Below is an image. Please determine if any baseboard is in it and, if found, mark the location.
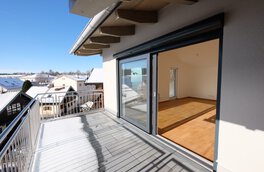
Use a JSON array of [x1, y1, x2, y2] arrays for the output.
[[188, 96, 216, 101]]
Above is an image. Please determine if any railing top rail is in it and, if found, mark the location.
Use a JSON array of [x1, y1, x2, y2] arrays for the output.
[[35, 90, 103, 96]]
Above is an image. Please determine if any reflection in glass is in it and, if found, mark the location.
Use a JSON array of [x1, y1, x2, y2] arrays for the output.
[[120, 59, 148, 128]]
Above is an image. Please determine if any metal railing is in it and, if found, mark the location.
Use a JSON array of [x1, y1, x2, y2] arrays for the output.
[[0, 90, 104, 171], [36, 90, 104, 120], [0, 99, 40, 172]]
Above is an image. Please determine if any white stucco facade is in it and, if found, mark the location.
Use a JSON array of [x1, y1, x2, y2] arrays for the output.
[[69, 0, 264, 171], [99, 1, 264, 172]]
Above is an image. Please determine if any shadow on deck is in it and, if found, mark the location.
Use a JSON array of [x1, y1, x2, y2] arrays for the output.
[[32, 111, 210, 172]]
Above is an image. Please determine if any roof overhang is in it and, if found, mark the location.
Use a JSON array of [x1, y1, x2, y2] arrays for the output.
[[69, 0, 199, 56], [70, 0, 122, 18]]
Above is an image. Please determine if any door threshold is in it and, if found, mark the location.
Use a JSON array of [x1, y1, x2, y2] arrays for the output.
[[154, 134, 214, 171], [115, 115, 213, 171]]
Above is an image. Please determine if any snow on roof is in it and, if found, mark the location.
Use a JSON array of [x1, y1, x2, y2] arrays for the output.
[[0, 77, 23, 90], [0, 75, 23, 78], [39, 86, 73, 103], [86, 68, 104, 84], [20, 74, 55, 80], [26, 86, 49, 98], [0, 92, 19, 112], [54, 75, 87, 82], [71, 75, 88, 81], [26, 86, 73, 103]]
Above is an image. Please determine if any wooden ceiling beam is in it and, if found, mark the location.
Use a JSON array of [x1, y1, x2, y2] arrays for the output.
[[165, 0, 198, 5], [75, 52, 101, 56], [116, 9, 158, 23], [83, 43, 110, 50], [99, 25, 135, 36], [76, 49, 102, 55], [90, 36, 120, 44]]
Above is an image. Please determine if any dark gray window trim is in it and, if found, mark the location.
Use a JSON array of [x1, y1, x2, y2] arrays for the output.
[[118, 54, 151, 133]]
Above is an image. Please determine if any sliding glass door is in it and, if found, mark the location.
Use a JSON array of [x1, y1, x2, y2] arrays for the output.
[[119, 54, 150, 132]]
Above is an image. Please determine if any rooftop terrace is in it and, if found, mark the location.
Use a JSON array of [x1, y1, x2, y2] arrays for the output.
[[31, 112, 210, 172], [0, 91, 210, 172]]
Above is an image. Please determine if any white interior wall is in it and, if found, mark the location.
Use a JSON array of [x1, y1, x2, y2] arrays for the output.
[[158, 39, 219, 102], [101, 1, 264, 171], [158, 52, 190, 101]]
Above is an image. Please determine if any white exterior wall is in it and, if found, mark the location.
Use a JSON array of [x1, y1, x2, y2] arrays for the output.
[[53, 77, 78, 90], [103, 56, 117, 115], [101, 0, 264, 171]]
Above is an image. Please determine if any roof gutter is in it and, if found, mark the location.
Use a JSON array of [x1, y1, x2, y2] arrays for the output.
[[69, 1, 122, 55]]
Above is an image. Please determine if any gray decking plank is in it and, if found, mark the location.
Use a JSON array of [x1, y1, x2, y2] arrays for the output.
[[32, 112, 211, 172]]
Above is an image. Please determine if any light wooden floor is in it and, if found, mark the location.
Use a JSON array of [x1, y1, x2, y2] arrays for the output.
[[158, 98, 216, 161]]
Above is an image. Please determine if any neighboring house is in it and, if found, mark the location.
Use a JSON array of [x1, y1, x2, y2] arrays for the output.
[[85, 68, 104, 90], [52, 75, 91, 92], [20, 73, 55, 85], [52, 75, 97, 104], [0, 77, 24, 93], [27, 86, 77, 118], [0, 92, 32, 133], [69, 1, 264, 172]]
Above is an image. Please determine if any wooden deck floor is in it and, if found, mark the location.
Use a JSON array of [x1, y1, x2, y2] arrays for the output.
[[32, 111, 211, 172], [158, 98, 216, 161]]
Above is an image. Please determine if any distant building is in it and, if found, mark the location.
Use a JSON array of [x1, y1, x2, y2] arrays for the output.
[[85, 68, 104, 90], [52, 75, 92, 91], [0, 77, 24, 93], [0, 92, 32, 133], [27, 86, 77, 118], [52, 75, 97, 104], [20, 73, 55, 85]]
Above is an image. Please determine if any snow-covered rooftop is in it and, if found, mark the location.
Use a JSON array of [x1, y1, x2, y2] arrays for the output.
[[54, 75, 87, 82], [86, 68, 104, 84], [26, 86, 74, 104], [0, 77, 23, 90], [0, 92, 19, 112], [21, 74, 55, 79], [40, 86, 73, 103], [26, 86, 49, 98]]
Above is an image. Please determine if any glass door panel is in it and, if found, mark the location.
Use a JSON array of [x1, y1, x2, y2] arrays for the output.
[[119, 54, 150, 132]]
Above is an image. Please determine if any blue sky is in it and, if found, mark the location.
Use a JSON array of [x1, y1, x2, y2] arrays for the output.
[[0, 0, 102, 73]]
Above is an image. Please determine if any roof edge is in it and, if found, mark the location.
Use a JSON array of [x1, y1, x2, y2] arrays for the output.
[[69, 1, 122, 55]]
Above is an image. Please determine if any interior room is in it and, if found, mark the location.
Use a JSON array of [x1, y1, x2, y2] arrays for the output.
[[157, 39, 219, 161]]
